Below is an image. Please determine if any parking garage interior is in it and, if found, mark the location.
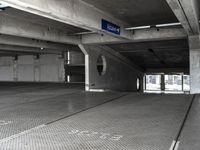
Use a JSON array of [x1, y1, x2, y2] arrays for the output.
[[0, 0, 199, 150]]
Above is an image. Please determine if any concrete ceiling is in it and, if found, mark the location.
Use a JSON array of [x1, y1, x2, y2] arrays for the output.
[[1, 7, 89, 34], [0, 0, 195, 72], [82, 0, 179, 26], [107, 39, 189, 69], [0, 7, 83, 56]]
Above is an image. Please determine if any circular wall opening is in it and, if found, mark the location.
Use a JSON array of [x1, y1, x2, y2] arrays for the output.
[[137, 78, 140, 90], [97, 55, 107, 76]]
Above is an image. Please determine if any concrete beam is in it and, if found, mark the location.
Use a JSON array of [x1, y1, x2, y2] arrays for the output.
[[0, 34, 77, 51], [0, 44, 61, 54], [1, 0, 133, 40], [0, 14, 80, 44], [166, 0, 200, 35], [80, 44, 143, 72], [145, 68, 189, 74], [161, 74, 165, 91], [98, 45, 144, 72], [82, 27, 187, 44]]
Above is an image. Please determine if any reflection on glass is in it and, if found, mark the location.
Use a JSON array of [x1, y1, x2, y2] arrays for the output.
[[145, 74, 190, 92], [183, 75, 190, 91], [146, 75, 161, 90], [165, 75, 182, 91]]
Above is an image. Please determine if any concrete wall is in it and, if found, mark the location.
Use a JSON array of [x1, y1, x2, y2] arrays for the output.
[[66, 51, 85, 83], [0, 57, 13, 81], [40, 54, 65, 82], [80, 45, 144, 92], [70, 51, 84, 65], [18, 56, 35, 81], [189, 35, 200, 94], [0, 54, 65, 82]]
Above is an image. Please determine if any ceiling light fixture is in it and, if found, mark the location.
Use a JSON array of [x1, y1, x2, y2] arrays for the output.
[[156, 22, 181, 28], [126, 22, 182, 31], [70, 31, 97, 35], [126, 26, 151, 30]]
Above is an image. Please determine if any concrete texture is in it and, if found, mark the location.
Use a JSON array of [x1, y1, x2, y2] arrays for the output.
[[189, 35, 200, 94], [166, 0, 200, 35], [70, 51, 85, 65], [39, 54, 65, 82], [82, 0, 178, 26], [107, 39, 189, 70], [18, 56, 35, 81], [1, 0, 133, 42], [0, 83, 125, 140], [0, 54, 65, 82], [80, 45, 143, 92], [178, 95, 200, 150], [0, 57, 14, 81], [3, 7, 89, 35], [0, 89, 193, 150]]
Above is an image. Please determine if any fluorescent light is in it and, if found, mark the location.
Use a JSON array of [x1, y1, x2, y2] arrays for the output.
[[70, 31, 96, 35], [67, 51, 70, 64], [126, 22, 182, 30], [67, 75, 70, 83], [126, 26, 151, 30], [156, 22, 181, 27]]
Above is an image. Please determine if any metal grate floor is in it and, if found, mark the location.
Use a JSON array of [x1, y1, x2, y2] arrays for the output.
[[0, 83, 125, 142], [0, 93, 193, 150], [175, 95, 200, 150]]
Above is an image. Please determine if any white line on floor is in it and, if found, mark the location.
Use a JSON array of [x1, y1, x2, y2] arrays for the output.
[[174, 141, 180, 150], [0, 124, 46, 144], [169, 140, 176, 150]]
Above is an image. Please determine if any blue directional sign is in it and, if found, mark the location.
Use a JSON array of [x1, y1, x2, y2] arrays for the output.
[[101, 19, 120, 35]]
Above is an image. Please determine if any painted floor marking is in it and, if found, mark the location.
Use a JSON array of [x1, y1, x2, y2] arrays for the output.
[[169, 140, 176, 150], [0, 124, 46, 144]]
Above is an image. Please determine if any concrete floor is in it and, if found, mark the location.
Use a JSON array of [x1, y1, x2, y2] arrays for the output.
[[0, 83, 197, 150], [177, 95, 200, 150]]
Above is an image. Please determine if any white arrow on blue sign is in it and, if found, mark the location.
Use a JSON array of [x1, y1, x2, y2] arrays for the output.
[[101, 19, 121, 35]]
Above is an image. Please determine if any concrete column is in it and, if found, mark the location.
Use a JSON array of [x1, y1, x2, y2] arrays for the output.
[[161, 74, 165, 91], [34, 57, 40, 82], [13, 60, 18, 81], [58, 56, 65, 82], [181, 75, 184, 91], [144, 75, 147, 91], [189, 35, 200, 94]]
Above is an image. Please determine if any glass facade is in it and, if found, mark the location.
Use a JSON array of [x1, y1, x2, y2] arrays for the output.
[[165, 75, 182, 91], [146, 75, 161, 90], [145, 74, 190, 92]]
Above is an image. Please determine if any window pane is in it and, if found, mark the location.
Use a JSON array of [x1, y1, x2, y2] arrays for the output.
[[183, 75, 190, 91], [165, 75, 182, 91], [146, 75, 161, 90]]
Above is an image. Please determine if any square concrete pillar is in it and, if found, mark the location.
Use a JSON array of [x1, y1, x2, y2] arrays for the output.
[[189, 35, 200, 94], [161, 74, 165, 91]]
